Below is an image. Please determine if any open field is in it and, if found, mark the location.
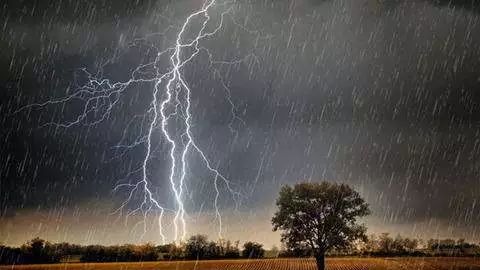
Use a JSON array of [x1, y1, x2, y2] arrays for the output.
[[2, 258, 480, 270]]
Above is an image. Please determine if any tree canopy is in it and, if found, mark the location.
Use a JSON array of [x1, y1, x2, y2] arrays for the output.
[[272, 182, 370, 270]]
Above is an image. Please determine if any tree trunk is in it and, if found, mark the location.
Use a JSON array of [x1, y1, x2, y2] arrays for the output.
[[315, 253, 325, 270]]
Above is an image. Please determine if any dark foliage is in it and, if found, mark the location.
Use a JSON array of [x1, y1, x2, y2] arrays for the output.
[[272, 182, 370, 270], [242, 242, 265, 259], [0, 235, 244, 265], [80, 244, 157, 262], [0, 238, 60, 264], [184, 235, 240, 260], [2, 233, 480, 265]]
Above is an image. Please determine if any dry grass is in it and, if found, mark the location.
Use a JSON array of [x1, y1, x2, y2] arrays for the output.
[[2, 257, 480, 270]]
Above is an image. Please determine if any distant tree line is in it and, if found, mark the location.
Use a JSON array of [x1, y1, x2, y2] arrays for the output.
[[174, 234, 264, 260], [0, 238, 66, 264], [2, 233, 480, 265], [80, 243, 158, 262], [277, 233, 480, 257], [361, 233, 480, 257], [0, 235, 265, 265], [360, 233, 423, 256]]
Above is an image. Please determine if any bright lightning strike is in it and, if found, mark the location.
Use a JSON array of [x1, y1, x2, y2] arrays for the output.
[[15, 0, 265, 244]]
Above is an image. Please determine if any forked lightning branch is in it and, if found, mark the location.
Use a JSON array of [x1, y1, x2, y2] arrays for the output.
[[16, 0, 261, 244]]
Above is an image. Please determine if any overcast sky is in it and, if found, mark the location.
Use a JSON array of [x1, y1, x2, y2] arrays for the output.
[[1, 0, 480, 247]]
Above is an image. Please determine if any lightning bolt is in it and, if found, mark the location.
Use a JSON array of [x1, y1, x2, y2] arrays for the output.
[[15, 0, 266, 244]]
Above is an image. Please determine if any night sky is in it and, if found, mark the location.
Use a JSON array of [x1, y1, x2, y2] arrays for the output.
[[1, 0, 480, 247]]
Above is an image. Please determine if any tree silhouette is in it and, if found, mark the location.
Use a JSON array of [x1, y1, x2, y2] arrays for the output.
[[184, 235, 208, 259], [272, 182, 370, 270], [242, 242, 265, 258]]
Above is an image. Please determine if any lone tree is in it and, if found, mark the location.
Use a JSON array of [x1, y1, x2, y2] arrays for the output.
[[272, 182, 370, 270]]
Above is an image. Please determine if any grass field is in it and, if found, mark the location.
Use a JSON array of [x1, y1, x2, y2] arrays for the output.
[[2, 258, 480, 270]]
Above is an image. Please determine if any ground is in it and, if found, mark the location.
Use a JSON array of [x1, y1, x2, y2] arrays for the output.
[[2, 258, 480, 270]]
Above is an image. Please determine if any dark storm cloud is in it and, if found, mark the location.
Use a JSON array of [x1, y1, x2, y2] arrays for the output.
[[2, 0, 480, 244], [191, 0, 480, 226], [0, 0, 173, 214], [434, 0, 480, 13]]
